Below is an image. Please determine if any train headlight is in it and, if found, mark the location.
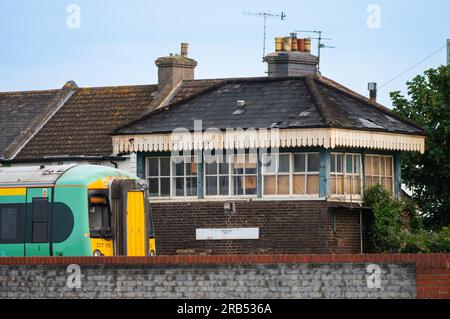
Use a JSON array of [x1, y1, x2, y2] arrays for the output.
[[93, 249, 103, 257]]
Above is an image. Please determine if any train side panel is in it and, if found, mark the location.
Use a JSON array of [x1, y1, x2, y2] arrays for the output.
[[52, 186, 91, 256], [0, 188, 26, 257]]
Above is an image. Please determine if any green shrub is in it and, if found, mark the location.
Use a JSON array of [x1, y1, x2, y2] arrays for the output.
[[363, 185, 450, 253]]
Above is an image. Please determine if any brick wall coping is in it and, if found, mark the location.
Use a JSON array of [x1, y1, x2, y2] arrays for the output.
[[0, 254, 449, 268]]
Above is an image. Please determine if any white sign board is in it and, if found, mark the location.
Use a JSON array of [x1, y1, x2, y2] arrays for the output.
[[196, 228, 259, 240]]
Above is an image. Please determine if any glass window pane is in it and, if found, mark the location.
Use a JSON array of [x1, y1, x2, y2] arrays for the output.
[[245, 176, 257, 195], [354, 155, 361, 174], [380, 157, 386, 176], [148, 178, 159, 197], [278, 154, 290, 173], [293, 175, 306, 194], [205, 176, 217, 196], [330, 175, 337, 194], [219, 176, 229, 195], [336, 175, 344, 194], [345, 176, 353, 194], [175, 177, 184, 196], [354, 176, 361, 194], [385, 177, 393, 194], [264, 176, 276, 195], [245, 155, 256, 174], [175, 161, 184, 176], [233, 161, 244, 174], [336, 154, 343, 173], [219, 163, 229, 175], [186, 177, 197, 196], [160, 158, 170, 176], [330, 154, 336, 173], [205, 162, 217, 175], [278, 175, 290, 194], [373, 156, 379, 176], [263, 155, 277, 173], [307, 175, 319, 194], [160, 178, 170, 197], [294, 154, 306, 172], [365, 156, 372, 175], [307, 154, 320, 172], [366, 177, 373, 189], [346, 155, 353, 173], [186, 161, 197, 176], [385, 157, 393, 176], [1, 208, 17, 240], [147, 158, 158, 176], [233, 176, 244, 195]]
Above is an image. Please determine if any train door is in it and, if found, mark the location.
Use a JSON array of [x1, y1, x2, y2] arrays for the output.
[[110, 179, 152, 256], [126, 191, 146, 256], [25, 188, 52, 256]]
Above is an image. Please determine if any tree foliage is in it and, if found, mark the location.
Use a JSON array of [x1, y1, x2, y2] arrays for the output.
[[390, 65, 450, 228], [363, 185, 450, 253]]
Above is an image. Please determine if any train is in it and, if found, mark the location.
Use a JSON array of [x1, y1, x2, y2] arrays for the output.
[[0, 164, 156, 257]]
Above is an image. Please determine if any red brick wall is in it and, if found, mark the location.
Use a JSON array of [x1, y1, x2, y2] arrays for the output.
[[416, 255, 450, 299], [151, 200, 372, 255]]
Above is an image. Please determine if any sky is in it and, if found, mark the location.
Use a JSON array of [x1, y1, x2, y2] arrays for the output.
[[0, 0, 449, 107]]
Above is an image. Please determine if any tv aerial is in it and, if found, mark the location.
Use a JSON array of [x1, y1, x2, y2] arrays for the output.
[[244, 11, 287, 62], [293, 30, 334, 73]]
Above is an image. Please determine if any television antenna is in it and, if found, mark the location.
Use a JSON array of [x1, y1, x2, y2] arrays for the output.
[[244, 11, 287, 62], [293, 30, 333, 73]]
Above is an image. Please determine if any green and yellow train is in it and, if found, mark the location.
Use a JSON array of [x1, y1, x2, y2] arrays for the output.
[[0, 164, 156, 257]]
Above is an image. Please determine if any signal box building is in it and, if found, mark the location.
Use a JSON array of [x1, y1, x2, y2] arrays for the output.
[[112, 38, 425, 255]]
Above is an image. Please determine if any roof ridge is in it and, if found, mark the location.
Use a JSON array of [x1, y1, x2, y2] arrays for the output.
[[77, 83, 158, 91], [315, 75, 424, 132], [304, 76, 335, 127], [113, 80, 228, 134], [0, 89, 60, 96]]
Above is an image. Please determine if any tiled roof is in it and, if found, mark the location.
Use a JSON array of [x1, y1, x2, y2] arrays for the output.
[[0, 89, 61, 160], [115, 75, 424, 135], [15, 85, 157, 160], [14, 79, 220, 160]]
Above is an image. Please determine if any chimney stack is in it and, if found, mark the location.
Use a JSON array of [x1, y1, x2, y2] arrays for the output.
[[266, 35, 318, 77], [368, 82, 377, 102], [155, 43, 197, 92]]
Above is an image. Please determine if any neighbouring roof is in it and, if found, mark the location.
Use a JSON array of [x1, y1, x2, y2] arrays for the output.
[[115, 75, 424, 136], [0, 89, 61, 160], [13, 79, 220, 161]]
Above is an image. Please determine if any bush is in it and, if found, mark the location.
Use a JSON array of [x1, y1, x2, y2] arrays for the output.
[[363, 185, 450, 253]]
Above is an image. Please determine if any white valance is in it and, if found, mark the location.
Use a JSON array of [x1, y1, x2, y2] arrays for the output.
[[112, 128, 425, 154]]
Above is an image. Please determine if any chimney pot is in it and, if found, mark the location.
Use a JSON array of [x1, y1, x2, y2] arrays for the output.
[[181, 43, 189, 57], [368, 82, 377, 102]]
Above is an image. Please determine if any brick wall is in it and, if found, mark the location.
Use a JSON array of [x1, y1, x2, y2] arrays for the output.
[[0, 254, 448, 299], [152, 200, 372, 255]]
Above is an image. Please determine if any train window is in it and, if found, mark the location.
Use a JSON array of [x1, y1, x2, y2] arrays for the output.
[[1, 207, 18, 241], [52, 203, 74, 243], [32, 198, 49, 243], [89, 193, 111, 238]]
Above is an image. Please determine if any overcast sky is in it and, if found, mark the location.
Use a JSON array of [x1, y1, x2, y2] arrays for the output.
[[0, 0, 448, 107]]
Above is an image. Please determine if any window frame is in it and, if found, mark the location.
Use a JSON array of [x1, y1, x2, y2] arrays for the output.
[[364, 154, 394, 195], [329, 153, 363, 198], [261, 152, 321, 198], [146, 155, 198, 198], [146, 156, 171, 198]]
